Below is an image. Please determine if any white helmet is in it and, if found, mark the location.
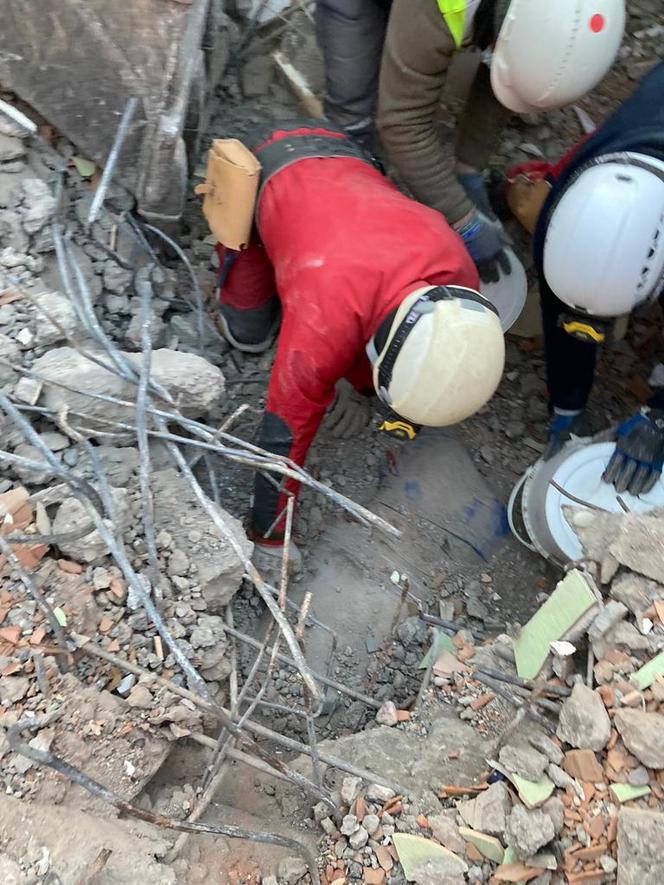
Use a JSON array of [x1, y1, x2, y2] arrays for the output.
[[543, 155, 664, 318], [371, 286, 505, 427], [491, 0, 625, 114]]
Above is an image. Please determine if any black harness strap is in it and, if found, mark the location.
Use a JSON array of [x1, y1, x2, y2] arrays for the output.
[[244, 120, 377, 208]]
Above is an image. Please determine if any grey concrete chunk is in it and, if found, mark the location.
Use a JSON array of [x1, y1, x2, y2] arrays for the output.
[[587, 600, 628, 641], [614, 709, 664, 769], [499, 742, 548, 781], [556, 683, 611, 751], [457, 780, 512, 837], [618, 808, 664, 885], [506, 805, 555, 861]]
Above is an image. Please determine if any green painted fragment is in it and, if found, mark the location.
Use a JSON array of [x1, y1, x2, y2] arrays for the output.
[[54, 607, 67, 626], [393, 833, 468, 880], [512, 774, 555, 809], [609, 783, 651, 804], [513, 569, 597, 680], [502, 846, 517, 865], [72, 156, 96, 178], [419, 629, 456, 669], [458, 826, 505, 863], [631, 652, 664, 690]]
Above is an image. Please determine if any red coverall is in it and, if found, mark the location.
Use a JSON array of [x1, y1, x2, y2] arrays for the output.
[[219, 125, 478, 542]]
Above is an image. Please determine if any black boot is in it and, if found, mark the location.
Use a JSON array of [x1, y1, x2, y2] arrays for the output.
[[217, 297, 281, 353]]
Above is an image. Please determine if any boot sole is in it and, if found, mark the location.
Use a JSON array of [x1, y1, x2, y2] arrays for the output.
[[215, 309, 280, 354]]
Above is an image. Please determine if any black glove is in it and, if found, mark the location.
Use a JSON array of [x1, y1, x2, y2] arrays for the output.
[[456, 209, 511, 284], [543, 408, 591, 461], [602, 407, 664, 496]]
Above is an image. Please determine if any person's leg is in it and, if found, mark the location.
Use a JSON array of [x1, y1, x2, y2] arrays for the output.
[[216, 241, 280, 352], [540, 280, 597, 412], [316, 0, 390, 146]]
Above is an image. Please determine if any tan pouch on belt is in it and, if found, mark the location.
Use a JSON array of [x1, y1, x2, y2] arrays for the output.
[[506, 176, 552, 234], [195, 139, 261, 250]]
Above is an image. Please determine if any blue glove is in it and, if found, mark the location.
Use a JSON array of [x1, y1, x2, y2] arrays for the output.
[[456, 209, 511, 284], [457, 172, 494, 217], [543, 408, 587, 461], [602, 408, 664, 496]]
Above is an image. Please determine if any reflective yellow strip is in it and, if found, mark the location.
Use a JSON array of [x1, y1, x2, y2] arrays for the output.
[[562, 320, 606, 344], [436, 0, 467, 48]]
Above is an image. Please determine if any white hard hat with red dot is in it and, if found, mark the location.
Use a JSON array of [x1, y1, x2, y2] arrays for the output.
[[491, 0, 625, 114]]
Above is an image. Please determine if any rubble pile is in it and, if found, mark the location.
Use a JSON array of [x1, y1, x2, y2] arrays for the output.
[[309, 507, 664, 885]]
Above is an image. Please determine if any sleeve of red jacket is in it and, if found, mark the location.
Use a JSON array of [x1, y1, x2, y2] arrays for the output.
[[250, 315, 344, 542]]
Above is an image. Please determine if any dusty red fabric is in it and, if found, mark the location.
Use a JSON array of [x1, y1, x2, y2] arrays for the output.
[[218, 127, 478, 537], [506, 133, 595, 184]]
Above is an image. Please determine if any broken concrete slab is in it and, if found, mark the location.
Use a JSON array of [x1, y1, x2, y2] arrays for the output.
[[505, 805, 555, 861], [428, 814, 466, 854], [411, 861, 465, 885], [618, 808, 664, 885], [587, 600, 628, 641], [393, 833, 468, 880], [18, 178, 56, 234], [565, 507, 624, 583], [498, 743, 548, 782], [32, 346, 226, 435], [513, 569, 598, 680], [31, 289, 82, 347], [609, 510, 664, 584], [556, 683, 611, 752], [292, 707, 492, 799], [527, 733, 563, 766], [0, 332, 19, 387], [151, 468, 251, 610], [0, 794, 174, 885], [0, 133, 25, 163], [457, 781, 511, 837], [614, 709, 664, 769], [592, 620, 653, 659], [52, 487, 130, 563], [610, 571, 664, 616]]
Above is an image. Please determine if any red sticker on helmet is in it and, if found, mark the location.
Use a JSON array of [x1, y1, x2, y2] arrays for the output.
[[589, 13, 605, 32]]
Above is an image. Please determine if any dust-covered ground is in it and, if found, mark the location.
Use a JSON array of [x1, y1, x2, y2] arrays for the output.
[[178, 0, 664, 634], [0, 2, 663, 883]]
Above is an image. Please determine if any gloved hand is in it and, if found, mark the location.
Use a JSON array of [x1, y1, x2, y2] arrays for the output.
[[457, 171, 495, 217], [252, 539, 303, 586], [543, 408, 590, 461], [602, 407, 664, 496], [455, 209, 511, 284], [324, 379, 371, 439]]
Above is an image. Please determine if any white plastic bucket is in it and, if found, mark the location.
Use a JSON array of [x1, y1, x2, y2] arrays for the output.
[[480, 247, 528, 332], [508, 440, 664, 564]]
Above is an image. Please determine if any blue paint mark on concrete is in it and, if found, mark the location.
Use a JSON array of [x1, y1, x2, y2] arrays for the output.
[[460, 496, 510, 559], [403, 480, 421, 500]]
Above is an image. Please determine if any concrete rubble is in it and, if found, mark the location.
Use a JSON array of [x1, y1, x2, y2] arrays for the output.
[[0, 1, 663, 883], [304, 504, 664, 885]]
